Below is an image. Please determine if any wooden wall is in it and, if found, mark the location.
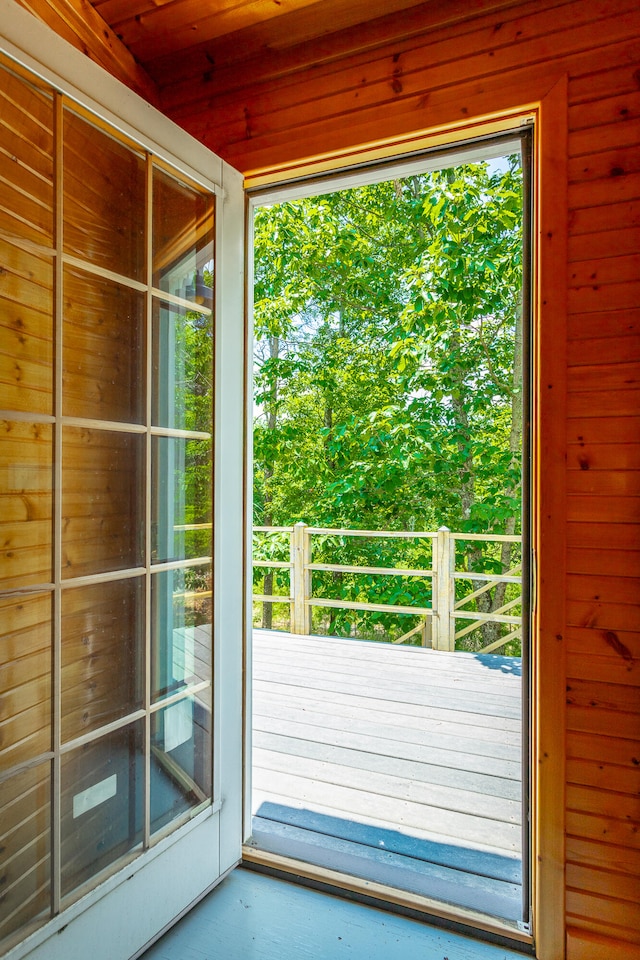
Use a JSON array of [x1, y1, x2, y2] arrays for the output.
[[164, 3, 640, 957], [4, 1, 639, 957]]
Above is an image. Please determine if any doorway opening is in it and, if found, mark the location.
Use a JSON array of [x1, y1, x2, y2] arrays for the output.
[[246, 131, 532, 931]]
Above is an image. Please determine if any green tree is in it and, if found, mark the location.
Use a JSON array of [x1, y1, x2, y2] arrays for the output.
[[253, 156, 523, 648]]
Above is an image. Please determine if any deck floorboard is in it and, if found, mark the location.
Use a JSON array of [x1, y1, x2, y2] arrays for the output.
[[250, 629, 524, 921]]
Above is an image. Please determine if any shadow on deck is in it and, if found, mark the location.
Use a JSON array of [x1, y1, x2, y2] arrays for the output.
[[249, 629, 524, 922]]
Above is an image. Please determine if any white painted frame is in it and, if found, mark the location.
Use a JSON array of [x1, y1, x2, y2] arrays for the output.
[[0, 4, 245, 959]]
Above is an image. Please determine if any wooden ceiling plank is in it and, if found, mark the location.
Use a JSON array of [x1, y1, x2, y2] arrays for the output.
[[153, 0, 529, 101], [92, 0, 262, 32], [119, 0, 432, 63], [14, 0, 159, 104], [110, 0, 332, 55], [165, 0, 600, 129], [90, 0, 176, 25], [210, 3, 584, 133]]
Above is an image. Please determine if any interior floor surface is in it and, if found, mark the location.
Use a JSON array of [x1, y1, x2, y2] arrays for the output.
[[140, 867, 528, 960]]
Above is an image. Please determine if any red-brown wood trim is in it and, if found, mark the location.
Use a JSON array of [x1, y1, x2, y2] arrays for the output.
[[533, 74, 568, 960]]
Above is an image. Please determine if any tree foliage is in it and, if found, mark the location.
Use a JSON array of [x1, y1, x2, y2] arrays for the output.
[[252, 156, 524, 649]]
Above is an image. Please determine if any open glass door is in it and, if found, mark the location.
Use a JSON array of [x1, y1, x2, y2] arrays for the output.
[[245, 133, 531, 938], [0, 10, 245, 959]]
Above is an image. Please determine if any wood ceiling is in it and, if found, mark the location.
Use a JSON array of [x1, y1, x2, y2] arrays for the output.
[[85, 0, 531, 107], [90, 0, 434, 78], [14, 0, 531, 171]]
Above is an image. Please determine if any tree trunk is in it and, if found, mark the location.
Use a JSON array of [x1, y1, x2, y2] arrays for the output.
[[261, 335, 279, 630], [469, 298, 523, 649]]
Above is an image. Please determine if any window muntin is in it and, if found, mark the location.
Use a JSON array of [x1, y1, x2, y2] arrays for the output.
[[152, 166, 214, 302], [62, 267, 146, 424], [63, 108, 146, 281], [0, 68, 53, 246], [0, 421, 52, 589], [151, 564, 212, 704], [0, 239, 54, 415], [152, 299, 214, 433], [0, 56, 215, 950]]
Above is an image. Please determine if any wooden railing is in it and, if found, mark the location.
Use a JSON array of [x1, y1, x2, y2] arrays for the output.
[[253, 523, 522, 655]]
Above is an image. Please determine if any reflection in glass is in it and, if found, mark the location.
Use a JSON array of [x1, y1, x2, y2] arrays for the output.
[[64, 109, 145, 281], [61, 578, 144, 742], [152, 167, 214, 304], [151, 437, 211, 563], [0, 239, 53, 415], [0, 593, 51, 771], [152, 300, 213, 433], [0, 421, 52, 589], [0, 762, 51, 945], [0, 62, 53, 246], [63, 267, 145, 423], [151, 565, 212, 703], [60, 721, 143, 899], [62, 428, 144, 578], [150, 695, 212, 835]]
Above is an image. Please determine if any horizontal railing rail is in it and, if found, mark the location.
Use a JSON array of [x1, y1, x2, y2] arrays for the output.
[[253, 522, 522, 654]]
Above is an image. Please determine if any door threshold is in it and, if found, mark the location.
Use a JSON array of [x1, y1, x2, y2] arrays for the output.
[[242, 845, 534, 953]]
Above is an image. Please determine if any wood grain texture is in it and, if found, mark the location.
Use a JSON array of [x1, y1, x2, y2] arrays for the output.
[[191, 0, 634, 949], [0, 762, 51, 944], [141, 865, 527, 960], [250, 629, 523, 921], [3, 0, 640, 954], [11, 0, 158, 103]]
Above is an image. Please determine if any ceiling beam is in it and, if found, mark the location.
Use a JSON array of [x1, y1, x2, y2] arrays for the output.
[[12, 0, 159, 104]]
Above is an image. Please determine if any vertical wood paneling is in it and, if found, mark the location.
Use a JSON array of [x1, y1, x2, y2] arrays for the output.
[[153, 3, 638, 956], [564, 30, 640, 950], [5, 0, 640, 956]]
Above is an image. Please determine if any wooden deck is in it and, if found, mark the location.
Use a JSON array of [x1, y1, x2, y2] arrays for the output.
[[249, 630, 524, 922]]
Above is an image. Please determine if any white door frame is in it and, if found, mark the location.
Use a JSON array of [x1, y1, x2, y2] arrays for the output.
[[0, 5, 245, 959]]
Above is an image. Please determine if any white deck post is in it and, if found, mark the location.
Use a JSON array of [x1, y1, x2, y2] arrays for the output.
[[291, 521, 311, 634], [434, 526, 455, 651]]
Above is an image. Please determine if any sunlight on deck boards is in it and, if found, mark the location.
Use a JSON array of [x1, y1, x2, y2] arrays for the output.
[[250, 630, 523, 921]]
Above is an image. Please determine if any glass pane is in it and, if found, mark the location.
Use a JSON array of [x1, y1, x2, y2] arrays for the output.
[[0, 593, 51, 771], [151, 437, 211, 563], [152, 167, 214, 303], [0, 239, 53, 415], [64, 110, 145, 281], [152, 300, 213, 433], [0, 762, 51, 946], [60, 721, 143, 899], [150, 695, 211, 835], [63, 267, 145, 423], [61, 578, 144, 743], [0, 62, 53, 246], [151, 565, 212, 703], [62, 428, 144, 578], [0, 421, 52, 589]]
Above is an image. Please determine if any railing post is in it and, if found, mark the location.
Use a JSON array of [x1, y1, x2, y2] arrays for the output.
[[291, 522, 311, 635], [434, 526, 455, 651]]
